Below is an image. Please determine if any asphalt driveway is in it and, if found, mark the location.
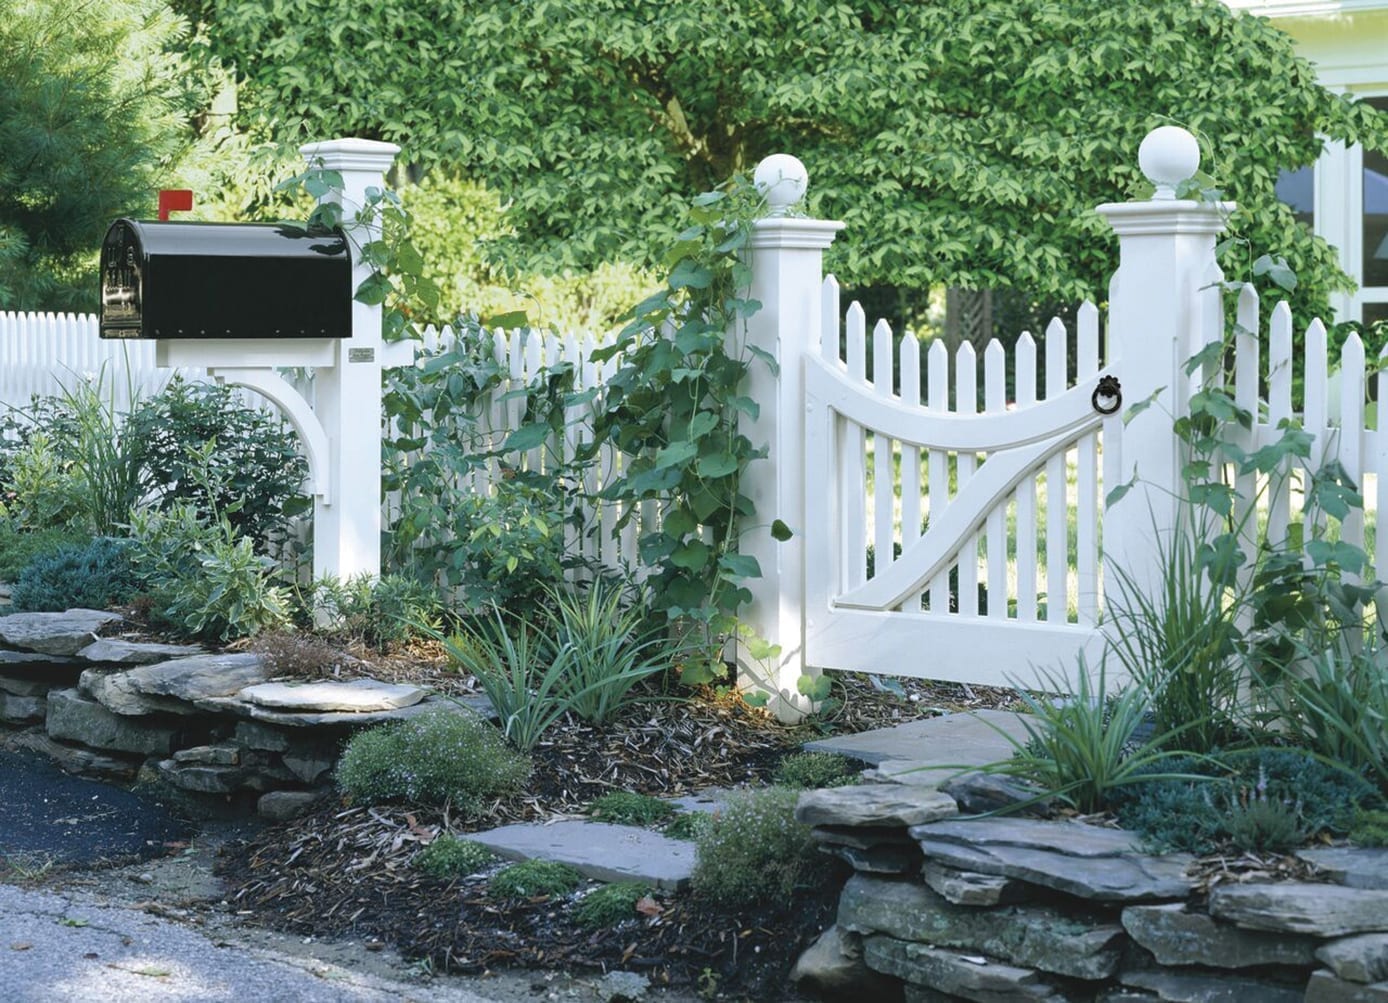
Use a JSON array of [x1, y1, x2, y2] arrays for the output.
[[0, 749, 191, 866]]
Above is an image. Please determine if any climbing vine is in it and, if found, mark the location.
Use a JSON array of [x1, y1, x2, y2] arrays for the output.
[[581, 177, 781, 686]]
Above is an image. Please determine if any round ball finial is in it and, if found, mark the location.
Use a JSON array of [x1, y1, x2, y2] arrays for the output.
[[1138, 126, 1201, 200], [755, 154, 809, 216]]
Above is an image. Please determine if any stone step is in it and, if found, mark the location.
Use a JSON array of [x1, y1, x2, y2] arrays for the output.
[[468, 819, 695, 890], [802, 709, 1031, 787]]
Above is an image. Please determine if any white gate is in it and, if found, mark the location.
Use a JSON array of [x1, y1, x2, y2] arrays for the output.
[[802, 278, 1119, 687]]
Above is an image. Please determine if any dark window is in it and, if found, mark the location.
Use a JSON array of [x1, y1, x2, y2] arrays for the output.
[[1364, 97, 1388, 288], [1275, 165, 1315, 229]]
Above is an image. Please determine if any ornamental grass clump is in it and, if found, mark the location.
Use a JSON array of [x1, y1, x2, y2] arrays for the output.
[[337, 709, 531, 815], [690, 786, 824, 910], [988, 655, 1212, 815]]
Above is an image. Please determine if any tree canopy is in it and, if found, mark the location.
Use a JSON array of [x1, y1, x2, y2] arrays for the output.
[[0, 0, 199, 311], [183, 0, 1387, 321]]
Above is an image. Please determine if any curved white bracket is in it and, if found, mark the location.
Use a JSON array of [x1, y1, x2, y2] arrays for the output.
[[207, 367, 332, 505]]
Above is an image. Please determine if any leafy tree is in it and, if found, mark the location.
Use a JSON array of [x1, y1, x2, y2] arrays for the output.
[[0, 0, 200, 311], [184, 0, 1388, 324]]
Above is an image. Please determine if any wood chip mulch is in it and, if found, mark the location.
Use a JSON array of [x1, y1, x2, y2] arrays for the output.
[[214, 672, 1021, 997]]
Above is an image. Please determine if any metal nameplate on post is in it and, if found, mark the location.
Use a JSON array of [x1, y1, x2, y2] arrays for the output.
[[348, 347, 375, 363]]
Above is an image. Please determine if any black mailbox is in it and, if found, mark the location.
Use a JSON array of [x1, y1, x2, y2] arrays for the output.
[[99, 219, 352, 340]]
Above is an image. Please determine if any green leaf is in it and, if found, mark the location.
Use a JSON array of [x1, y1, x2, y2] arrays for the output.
[[1183, 340, 1225, 377], [770, 519, 793, 542], [671, 539, 711, 570], [654, 441, 699, 469], [1252, 254, 1298, 293], [718, 553, 762, 579], [796, 674, 833, 701], [741, 691, 771, 708], [1123, 387, 1164, 425], [669, 259, 715, 290], [745, 343, 780, 375], [1105, 474, 1137, 508], [664, 508, 697, 537], [483, 310, 530, 329], [696, 452, 739, 477], [503, 423, 550, 451]]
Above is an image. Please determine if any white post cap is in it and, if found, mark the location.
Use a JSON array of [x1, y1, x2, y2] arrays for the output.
[[754, 154, 809, 216], [1138, 126, 1200, 201]]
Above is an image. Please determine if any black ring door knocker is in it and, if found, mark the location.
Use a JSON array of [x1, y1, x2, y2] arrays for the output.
[[1092, 375, 1122, 415]]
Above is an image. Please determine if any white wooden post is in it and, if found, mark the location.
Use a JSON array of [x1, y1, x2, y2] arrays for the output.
[[1096, 126, 1231, 599], [736, 155, 844, 721], [297, 138, 412, 583]]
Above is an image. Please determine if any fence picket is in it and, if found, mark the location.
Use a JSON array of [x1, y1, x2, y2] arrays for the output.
[[900, 335, 923, 611], [1015, 332, 1039, 622], [1076, 302, 1100, 625], [1044, 318, 1068, 623], [1339, 332, 1366, 580], [842, 302, 868, 589], [872, 319, 895, 581], [1379, 348, 1388, 576], [926, 340, 950, 613], [984, 339, 1008, 620], [1233, 285, 1260, 609], [1267, 303, 1294, 548], [955, 341, 979, 616]]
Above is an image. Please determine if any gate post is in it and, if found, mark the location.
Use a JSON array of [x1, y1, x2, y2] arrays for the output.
[[736, 155, 844, 721], [1096, 126, 1231, 602]]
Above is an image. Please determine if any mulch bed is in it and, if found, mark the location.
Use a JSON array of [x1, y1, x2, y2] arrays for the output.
[[215, 673, 1021, 998]]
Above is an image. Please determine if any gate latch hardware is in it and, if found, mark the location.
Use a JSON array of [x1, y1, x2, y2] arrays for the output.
[[1092, 375, 1122, 416]]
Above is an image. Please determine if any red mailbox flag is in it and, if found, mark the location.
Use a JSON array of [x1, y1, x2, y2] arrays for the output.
[[157, 189, 194, 221]]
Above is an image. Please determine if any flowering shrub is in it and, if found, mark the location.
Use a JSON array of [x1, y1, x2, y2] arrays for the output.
[[337, 709, 531, 815], [690, 786, 827, 910]]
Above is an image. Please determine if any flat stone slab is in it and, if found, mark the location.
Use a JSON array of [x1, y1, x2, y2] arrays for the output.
[[0, 649, 81, 670], [910, 818, 1193, 902], [77, 638, 206, 664], [1305, 970, 1388, 1002], [1119, 966, 1305, 1003], [81, 653, 270, 716], [841, 873, 1124, 981], [0, 691, 45, 723], [199, 692, 494, 727], [804, 709, 1030, 768], [468, 820, 695, 890], [921, 860, 1028, 906], [795, 784, 958, 828], [0, 609, 122, 656], [863, 935, 1067, 1002], [1122, 903, 1318, 969], [45, 688, 179, 756], [1209, 883, 1388, 937], [239, 678, 428, 713], [1319, 934, 1388, 984], [1299, 848, 1388, 890], [4, 730, 139, 781]]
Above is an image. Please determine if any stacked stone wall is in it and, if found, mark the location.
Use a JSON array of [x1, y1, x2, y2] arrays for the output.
[[792, 781, 1388, 1002]]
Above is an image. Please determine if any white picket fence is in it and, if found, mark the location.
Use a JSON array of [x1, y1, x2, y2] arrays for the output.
[[399, 324, 650, 574], [0, 311, 650, 575], [0, 312, 175, 415], [1226, 285, 1386, 577]]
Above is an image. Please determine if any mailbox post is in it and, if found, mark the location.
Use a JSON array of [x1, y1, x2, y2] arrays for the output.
[[294, 138, 413, 583], [99, 138, 413, 585]]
